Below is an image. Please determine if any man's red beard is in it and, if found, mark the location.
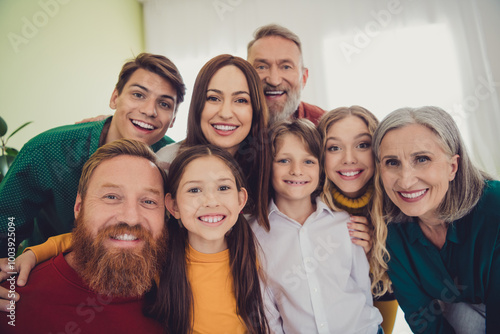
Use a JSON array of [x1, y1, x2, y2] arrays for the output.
[[72, 210, 167, 298]]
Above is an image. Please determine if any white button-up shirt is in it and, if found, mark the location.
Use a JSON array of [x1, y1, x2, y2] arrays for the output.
[[252, 198, 382, 334]]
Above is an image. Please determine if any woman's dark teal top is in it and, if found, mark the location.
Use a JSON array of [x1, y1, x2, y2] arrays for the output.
[[387, 180, 500, 333]]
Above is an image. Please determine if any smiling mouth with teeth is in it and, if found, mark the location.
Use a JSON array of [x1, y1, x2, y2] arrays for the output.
[[264, 90, 285, 97], [399, 189, 427, 199], [111, 233, 139, 241], [284, 180, 308, 185], [339, 170, 362, 177], [212, 124, 238, 131], [132, 119, 156, 130], [198, 215, 225, 223]]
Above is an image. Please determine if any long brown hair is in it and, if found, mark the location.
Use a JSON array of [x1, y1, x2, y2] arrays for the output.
[[317, 106, 390, 297], [183, 54, 271, 230], [147, 145, 269, 334]]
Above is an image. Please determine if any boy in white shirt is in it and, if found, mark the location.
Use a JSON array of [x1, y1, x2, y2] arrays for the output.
[[252, 119, 382, 333]]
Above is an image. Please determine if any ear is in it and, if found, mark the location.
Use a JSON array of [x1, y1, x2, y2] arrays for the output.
[[449, 154, 460, 181], [169, 114, 177, 128], [109, 88, 119, 109], [301, 67, 309, 88], [165, 193, 181, 219], [238, 187, 248, 212], [74, 193, 83, 219]]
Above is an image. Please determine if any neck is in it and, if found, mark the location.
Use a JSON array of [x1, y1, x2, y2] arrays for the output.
[[189, 236, 228, 254], [418, 217, 448, 249], [64, 251, 78, 271], [275, 196, 315, 225]]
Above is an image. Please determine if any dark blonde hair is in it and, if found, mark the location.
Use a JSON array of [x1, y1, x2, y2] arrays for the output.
[[148, 145, 269, 334], [184, 54, 271, 230], [115, 53, 186, 112], [269, 119, 323, 200], [318, 106, 390, 297], [78, 138, 167, 199], [372, 106, 489, 223]]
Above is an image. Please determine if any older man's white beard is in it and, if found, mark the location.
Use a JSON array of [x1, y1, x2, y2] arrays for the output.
[[267, 86, 302, 125]]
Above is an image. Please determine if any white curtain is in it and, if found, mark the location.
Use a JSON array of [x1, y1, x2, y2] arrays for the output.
[[140, 0, 500, 177]]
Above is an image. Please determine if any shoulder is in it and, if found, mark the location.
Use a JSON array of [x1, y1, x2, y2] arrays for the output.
[[477, 180, 500, 208], [151, 135, 175, 152], [22, 119, 105, 151], [156, 142, 181, 163], [300, 101, 325, 118]]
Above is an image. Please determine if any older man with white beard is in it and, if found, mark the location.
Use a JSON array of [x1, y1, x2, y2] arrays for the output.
[[247, 24, 325, 125], [0, 139, 167, 333]]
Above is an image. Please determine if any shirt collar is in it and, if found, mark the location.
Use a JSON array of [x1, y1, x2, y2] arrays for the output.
[[405, 219, 461, 246], [268, 197, 333, 222]]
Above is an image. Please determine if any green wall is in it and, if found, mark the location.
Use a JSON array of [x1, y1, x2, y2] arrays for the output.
[[0, 0, 144, 150]]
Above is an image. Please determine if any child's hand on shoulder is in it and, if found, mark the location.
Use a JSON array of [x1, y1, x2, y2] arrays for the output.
[[347, 216, 372, 254]]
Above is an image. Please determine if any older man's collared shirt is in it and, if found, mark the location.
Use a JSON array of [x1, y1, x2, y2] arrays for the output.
[[251, 198, 381, 334]]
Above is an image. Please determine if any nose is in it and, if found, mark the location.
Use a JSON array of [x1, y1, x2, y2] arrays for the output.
[[290, 161, 303, 176], [203, 190, 220, 207], [141, 99, 157, 118], [398, 164, 418, 189], [342, 148, 357, 164], [117, 200, 142, 225], [217, 99, 233, 120], [265, 66, 282, 87]]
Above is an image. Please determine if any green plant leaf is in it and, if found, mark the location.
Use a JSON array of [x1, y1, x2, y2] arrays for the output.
[[6, 121, 33, 142], [5, 147, 19, 156], [0, 154, 16, 178], [0, 116, 7, 137]]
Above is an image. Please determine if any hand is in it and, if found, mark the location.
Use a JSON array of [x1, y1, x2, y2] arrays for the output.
[[75, 114, 110, 124], [347, 215, 373, 254], [0, 251, 36, 287]]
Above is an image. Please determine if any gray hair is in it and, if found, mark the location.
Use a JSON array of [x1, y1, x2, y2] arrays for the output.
[[247, 24, 304, 67], [372, 106, 489, 223]]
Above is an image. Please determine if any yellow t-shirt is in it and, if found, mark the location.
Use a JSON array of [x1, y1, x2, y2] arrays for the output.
[[187, 245, 246, 334]]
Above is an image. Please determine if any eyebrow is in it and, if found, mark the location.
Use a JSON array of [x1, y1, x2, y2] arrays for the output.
[[380, 151, 434, 161], [326, 132, 372, 141], [207, 88, 250, 96], [253, 58, 297, 65], [100, 183, 162, 196], [130, 83, 175, 102], [182, 177, 236, 186]]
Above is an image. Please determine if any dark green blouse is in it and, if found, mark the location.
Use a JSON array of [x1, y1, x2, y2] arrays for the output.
[[387, 180, 500, 333]]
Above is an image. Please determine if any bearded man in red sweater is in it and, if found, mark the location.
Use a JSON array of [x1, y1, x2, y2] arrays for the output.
[[0, 139, 167, 333]]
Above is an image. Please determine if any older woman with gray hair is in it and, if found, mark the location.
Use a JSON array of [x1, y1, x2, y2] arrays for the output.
[[372, 106, 499, 333]]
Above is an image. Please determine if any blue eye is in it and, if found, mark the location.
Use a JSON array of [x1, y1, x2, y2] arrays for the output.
[[305, 160, 316, 165], [276, 159, 289, 164], [159, 101, 171, 109], [235, 98, 248, 103], [416, 156, 430, 163], [385, 159, 399, 167]]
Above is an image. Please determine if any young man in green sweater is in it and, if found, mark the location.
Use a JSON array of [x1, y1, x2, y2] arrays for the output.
[[0, 53, 185, 256]]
